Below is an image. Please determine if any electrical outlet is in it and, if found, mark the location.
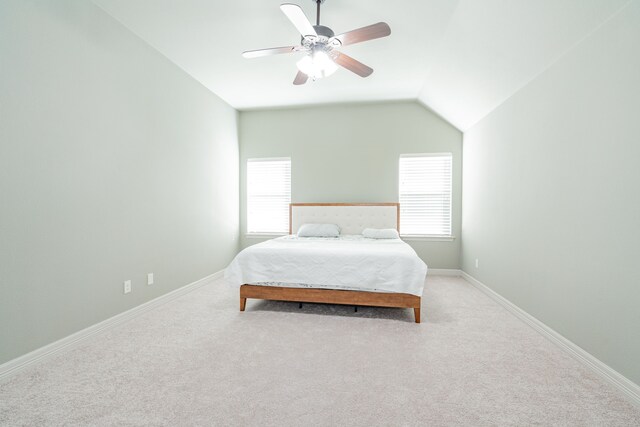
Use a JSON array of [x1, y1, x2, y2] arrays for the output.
[[475, 259, 479, 268], [147, 273, 154, 285], [124, 280, 132, 294]]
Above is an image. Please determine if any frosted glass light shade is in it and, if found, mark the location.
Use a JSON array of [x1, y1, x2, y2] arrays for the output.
[[296, 51, 338, 79]]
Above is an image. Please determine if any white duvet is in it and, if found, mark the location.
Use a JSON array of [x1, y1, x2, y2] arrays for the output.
[[224, 235, 428, 296]]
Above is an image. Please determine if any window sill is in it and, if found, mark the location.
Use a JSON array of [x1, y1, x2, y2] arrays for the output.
[[401, 235, 456, 242], [245, 233, 288, 239]]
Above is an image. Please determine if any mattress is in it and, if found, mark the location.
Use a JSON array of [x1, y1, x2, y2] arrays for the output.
[[224, 235, 428, 296]]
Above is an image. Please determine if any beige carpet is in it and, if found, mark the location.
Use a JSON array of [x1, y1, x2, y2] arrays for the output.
[[1, 276, 639, 426]]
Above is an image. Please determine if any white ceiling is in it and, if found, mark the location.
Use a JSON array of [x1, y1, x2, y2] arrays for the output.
[[93, 0, 628, 130]]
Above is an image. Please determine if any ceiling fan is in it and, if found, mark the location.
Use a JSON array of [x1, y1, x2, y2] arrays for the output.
[[242, 0, 391, 85]]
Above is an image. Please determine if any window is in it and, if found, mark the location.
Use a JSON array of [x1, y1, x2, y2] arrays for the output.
[[247, 158, 291, 234], [399, 153, 452, 237]]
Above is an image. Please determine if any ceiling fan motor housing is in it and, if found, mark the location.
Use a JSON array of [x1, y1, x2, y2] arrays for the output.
[[313, 25, 334, 38]]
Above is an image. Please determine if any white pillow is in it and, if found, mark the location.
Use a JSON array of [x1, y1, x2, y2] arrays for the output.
[[362, 228, 400, 239], [297, 223, 341, 238]]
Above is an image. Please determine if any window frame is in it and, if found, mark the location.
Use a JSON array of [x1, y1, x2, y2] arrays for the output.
[[398, 152, 454, 241], [246, 157, 291, 237]]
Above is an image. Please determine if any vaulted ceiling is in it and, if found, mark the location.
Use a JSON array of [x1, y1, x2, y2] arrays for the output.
[[93, 0, 628, 130]]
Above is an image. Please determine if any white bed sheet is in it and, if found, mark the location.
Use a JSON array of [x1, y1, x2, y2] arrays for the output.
[[224, 235, 428, 296]]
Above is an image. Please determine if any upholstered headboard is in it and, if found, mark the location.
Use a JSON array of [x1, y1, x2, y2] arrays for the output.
[[289, 203, 400, 235]]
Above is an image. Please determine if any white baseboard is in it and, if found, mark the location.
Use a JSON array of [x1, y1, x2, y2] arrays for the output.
[[0, 270, 224, 382], [428, 268, 462, 276], [461, 271, 640, 408]]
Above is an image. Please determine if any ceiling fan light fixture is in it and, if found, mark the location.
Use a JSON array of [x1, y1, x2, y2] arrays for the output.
[[296, 51, 338, 79]]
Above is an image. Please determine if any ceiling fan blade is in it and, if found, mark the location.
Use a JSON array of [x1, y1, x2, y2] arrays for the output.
[[280, 3, 317, 37], [330, 51, 373, 77], [293, 71, 309, 85], [333, 22, 391, 47], [242, 46, 301, 59]]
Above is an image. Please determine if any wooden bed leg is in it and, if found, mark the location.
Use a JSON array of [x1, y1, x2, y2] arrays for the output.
[[240, 297, 247, 312], [414, 308, 421, 324]]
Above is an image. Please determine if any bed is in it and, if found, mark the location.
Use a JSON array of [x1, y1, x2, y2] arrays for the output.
[[225, 203, 428, 323]]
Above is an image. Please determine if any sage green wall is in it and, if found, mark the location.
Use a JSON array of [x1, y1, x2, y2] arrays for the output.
[[0, 1, 239, 364], [462, 2, 640, 384], [239, 102, 462, 268]]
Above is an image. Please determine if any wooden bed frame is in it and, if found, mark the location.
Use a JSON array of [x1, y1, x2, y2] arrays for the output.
[[239, 203, 422, 323]]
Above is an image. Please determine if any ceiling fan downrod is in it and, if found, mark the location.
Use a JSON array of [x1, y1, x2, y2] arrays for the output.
[[315, 0, 322, 26]]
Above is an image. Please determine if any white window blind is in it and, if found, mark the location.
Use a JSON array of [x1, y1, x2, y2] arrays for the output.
[[399, 153, 452, 236], [247, 158, 291, 234]]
